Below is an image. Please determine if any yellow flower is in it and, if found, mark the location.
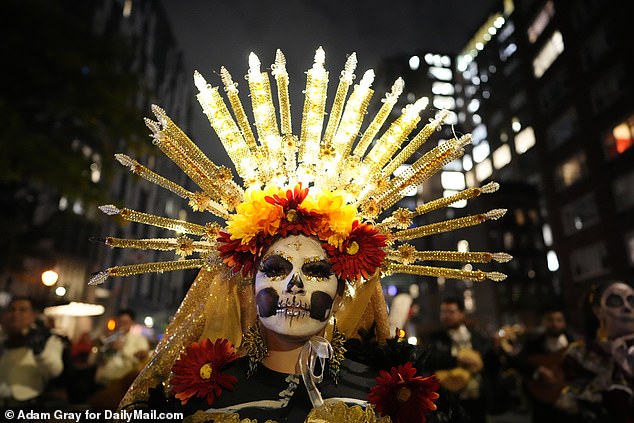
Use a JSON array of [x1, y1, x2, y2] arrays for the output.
[[226, 187, 284, 244], [303, 189, 357, 246]]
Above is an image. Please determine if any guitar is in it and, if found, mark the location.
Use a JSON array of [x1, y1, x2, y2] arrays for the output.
[[525, 347, 567, 404]]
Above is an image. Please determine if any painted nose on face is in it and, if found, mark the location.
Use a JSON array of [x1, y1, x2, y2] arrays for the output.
[[286, 274, 305, 293]]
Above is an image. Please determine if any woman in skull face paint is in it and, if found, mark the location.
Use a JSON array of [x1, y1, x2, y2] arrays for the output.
[[555, 281, 634, 422], [164, 234, 386, 422]]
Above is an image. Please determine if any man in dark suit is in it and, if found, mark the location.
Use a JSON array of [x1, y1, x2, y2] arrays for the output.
[[512, 305, 575, 423], [422, 296, 495, 423]]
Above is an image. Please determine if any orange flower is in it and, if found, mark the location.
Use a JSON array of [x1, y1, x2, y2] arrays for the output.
[[170, 338, 240, 406], [368, 362, 440, 423]]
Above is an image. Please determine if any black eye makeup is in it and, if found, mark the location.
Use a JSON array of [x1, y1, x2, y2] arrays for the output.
[[302, 259, 333, 280], [259, 254, 293, 280], [605, 293, 624, 308]]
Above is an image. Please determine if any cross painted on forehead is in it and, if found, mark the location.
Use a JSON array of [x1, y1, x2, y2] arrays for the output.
[[287, 238, 303, 251]]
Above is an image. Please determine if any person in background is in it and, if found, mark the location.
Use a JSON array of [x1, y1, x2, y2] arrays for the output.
[[556, 281, 634, 422], [0, 296, 64, 407], [95, 309, 150, 386], [511, 304, 576, 422], [422, 296, 496, 423]]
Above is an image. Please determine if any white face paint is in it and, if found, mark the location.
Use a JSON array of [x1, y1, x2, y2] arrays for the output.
[[255, 235, 338, 339], [597, 282, 634, 340]]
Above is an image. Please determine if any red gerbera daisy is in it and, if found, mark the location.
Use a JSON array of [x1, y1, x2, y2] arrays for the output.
[[265, 183, 309, 210], [324, 221, 387, 281], [368, 362, 440, 423], [170, 338, 240, 406]]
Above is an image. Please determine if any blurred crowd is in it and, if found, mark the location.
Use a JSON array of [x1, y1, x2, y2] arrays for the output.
[[0, 301, 152, 411], [1, 280, 632, 421]]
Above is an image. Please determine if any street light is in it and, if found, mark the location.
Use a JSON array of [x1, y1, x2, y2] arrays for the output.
[[41, 270, 59, 286]]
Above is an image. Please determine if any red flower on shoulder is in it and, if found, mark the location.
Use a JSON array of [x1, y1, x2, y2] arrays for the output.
[[324, 221, 387, 281], [368, 361, 440, 423], [170, 338, 240, 406]]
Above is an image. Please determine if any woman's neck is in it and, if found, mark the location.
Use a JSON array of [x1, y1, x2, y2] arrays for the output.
[[262, 329, 308, 374]]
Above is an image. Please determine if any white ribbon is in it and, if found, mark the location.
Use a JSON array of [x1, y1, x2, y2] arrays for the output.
[[298, 336, 333, 408]]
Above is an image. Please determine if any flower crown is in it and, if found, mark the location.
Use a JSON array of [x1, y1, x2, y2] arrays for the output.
[[92, 48, 511, 286], [217, 183, 386, 280]]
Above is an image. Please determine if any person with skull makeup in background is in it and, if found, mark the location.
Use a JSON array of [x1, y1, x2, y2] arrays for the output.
[[555, 281, 634, 422]]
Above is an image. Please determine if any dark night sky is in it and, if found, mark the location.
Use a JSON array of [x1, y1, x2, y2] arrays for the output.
[[159, 0, 501, 163]]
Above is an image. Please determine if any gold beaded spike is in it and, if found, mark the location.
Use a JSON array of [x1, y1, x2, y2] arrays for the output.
[[391, 209, 507, 242], [94, 48, 510, 287], [89, 259, 207, 286], [387, 244, 513, 266], [383, 263, 507, 282]]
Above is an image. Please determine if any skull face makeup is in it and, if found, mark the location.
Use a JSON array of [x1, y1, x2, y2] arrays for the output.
[[255, 235, 339, 339], [596, 282, 634, 340]]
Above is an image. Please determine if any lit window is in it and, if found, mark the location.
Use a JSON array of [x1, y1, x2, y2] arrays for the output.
[[561, 193, 599, 235], [444, 190, 467, 208], [475, 159, 492, 181], [493, 144, 512, 169], [428, 67, 453, 81], [528, 1, 555, 43], [465, 171, 476, 188], [569, 242, 609, 282], [542, 224, 553, 247], [433, 96, 455, 110], [546, 250, 559, 271], [511, 117, 522, 133], [463, 154, 473, 171], [467, 99, 480, 113], [432, 82, 454, 96], [514, 126, 536, 154], [554, 152, 587, 190], [500, 43, 517, 61], [613, 171, 634, 212], [409, 56, 420, 71], [603, 114, 634, 158], [533, 31, 564, 78], [441, 171, 466, 190], [123, 0, 132, 17], [514, 209, 526, 226], [90, 163, 101, 183], [473, 140, 490, 163], [472, 124, 487, 144], [73, 201, 84, 215]]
